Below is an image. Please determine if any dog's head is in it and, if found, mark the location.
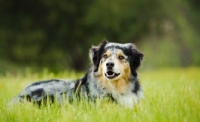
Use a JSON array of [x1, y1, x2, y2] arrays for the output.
[[90, 40, 143, 81]]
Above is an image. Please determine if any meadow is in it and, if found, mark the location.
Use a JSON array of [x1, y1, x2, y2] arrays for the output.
[[0, 68, 199, 122]]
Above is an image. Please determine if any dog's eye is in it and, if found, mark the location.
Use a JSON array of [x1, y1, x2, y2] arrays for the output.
[[102, 54, 108, 59], [118, 55, 125, 60]]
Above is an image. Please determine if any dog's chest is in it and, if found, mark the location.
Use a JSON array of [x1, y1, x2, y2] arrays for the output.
[[89, 80, 137, 107]]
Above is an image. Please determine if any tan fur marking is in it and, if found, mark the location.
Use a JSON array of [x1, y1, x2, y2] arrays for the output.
[[101, 50, 111, 61], [117, 50, 126, 59]]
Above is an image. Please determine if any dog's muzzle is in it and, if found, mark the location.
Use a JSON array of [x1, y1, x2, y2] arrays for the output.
[[105, 61, 120, 79], [105, 71, 120, 79]]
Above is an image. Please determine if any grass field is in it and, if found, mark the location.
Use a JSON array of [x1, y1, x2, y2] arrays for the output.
[[0, 68, 199, 122]]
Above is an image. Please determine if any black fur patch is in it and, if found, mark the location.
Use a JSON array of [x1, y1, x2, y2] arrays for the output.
[[74, 71, 90, 98], [30, 79, 60, 86], [132, 80, 141, 93], [31, 88, 45, 97], [91, 40, 108, 72], [127, 45, 143, 77]]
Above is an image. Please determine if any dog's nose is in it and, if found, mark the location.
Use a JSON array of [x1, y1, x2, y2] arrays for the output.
[[106, 62, 114, 68]]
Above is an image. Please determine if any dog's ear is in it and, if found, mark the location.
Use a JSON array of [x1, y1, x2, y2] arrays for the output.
[[126, 43, 144, 77], [89, 40, 108, 72]]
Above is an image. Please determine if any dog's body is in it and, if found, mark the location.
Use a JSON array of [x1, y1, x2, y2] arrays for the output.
[[11, 40, 144, 108]]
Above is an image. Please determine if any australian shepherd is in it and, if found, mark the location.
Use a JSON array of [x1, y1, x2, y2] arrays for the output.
[[11, 40, 144, 108]]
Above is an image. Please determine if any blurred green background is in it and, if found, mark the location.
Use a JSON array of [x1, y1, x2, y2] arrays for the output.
[[0, 0, 199, 73]]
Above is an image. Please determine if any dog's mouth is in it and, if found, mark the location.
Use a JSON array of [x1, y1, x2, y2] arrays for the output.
[[105, 71, 120, 79]]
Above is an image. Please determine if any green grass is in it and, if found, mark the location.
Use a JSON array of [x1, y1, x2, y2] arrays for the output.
[[0, 68, 200, 122]]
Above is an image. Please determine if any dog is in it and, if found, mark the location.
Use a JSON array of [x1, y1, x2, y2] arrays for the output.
[[11, 40, 144, 108]]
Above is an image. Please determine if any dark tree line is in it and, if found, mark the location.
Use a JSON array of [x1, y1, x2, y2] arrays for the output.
[[0, 0, 199, 72]]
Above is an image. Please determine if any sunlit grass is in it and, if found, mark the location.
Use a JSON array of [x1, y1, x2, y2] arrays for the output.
[[0, 67, 199, 122]]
